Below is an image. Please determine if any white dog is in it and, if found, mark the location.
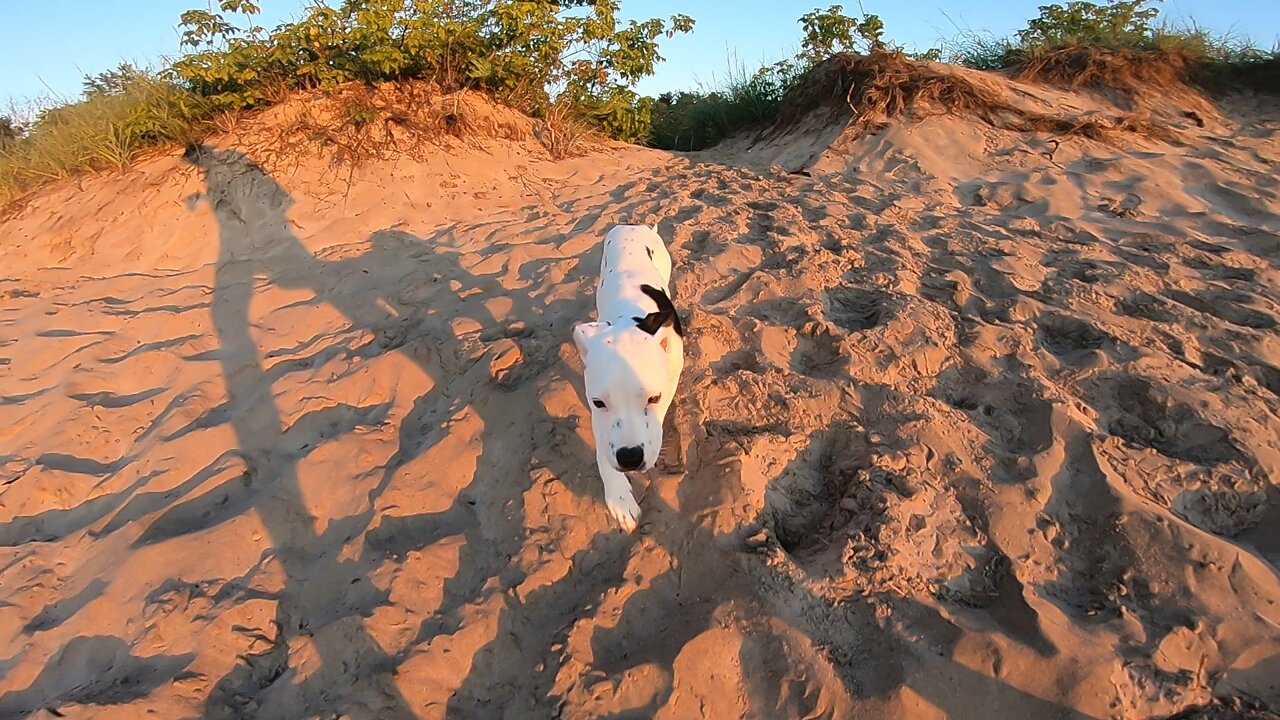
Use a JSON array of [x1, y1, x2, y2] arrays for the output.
[[573, 225, 685, 532]]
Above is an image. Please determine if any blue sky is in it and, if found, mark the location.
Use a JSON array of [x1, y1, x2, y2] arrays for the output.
[[2, 0, 1277, 111]]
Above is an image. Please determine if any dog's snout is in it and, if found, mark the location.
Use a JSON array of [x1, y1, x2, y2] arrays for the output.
[[615, 446, 645, 471]]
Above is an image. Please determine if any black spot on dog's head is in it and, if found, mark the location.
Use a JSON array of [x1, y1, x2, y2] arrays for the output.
[[646, 246, 654, 260]]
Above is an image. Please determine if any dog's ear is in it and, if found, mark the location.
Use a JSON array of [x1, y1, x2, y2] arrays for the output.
[[573, 322, 608, 360], [633, 284, 684, 338], [633, 311, 665, 337]]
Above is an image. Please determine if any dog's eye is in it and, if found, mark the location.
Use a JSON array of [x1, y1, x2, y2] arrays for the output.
[[647, 394, 661, 405], [592, 399, 607, 410]]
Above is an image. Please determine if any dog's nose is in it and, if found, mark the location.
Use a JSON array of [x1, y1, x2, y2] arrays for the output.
[[615, 446, 645, 471]]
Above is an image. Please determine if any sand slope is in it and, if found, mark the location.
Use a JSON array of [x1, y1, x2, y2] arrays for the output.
[[1, 77, 1278, 719]]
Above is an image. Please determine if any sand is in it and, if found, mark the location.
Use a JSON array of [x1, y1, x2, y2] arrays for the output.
[[0, 72, 1278, 719]]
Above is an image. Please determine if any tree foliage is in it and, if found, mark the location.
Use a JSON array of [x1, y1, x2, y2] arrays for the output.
[[1016, 0, 1161, 50], [797, 4, 886, 65], [168, 0, 693, 141], [648, 4, 899, 150]]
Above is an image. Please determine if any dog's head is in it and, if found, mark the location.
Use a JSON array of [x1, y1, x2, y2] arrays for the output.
[[574, 285, 683, 473]]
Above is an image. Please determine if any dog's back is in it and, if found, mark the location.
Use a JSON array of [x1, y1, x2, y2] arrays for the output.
[[598, 225, 672, 323]]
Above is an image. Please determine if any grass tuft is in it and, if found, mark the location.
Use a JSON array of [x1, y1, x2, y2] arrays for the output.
[[647, 54, 803, 151], [1, 71, 215, 205]]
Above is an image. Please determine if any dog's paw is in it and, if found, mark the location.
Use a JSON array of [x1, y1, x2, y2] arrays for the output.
[[606, 493, 642, 533]]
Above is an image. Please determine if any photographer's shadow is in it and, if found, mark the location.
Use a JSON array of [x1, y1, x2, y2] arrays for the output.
[[185, 143, 615, 717]]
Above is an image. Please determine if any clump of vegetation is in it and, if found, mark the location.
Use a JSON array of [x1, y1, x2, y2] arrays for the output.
[[170, 0, 692, 143], [650, 0, 1273, 153], [0, 64, 217, 204], [0, 0, 692, 204], [648, 4, 900, 150], [765, 50, 1170, 142], [947, 0, 1278, 95], [1, 0, 1274, 204], [647, 58, 804, 151]]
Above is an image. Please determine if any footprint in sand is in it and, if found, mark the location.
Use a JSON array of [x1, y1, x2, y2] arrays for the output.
[[762, 425, 868, 555], [1115, 291, 1176, 323], [1093, 375, 1243, 466], [1165, 289, 1277, 329], [824, 287, 887, 333], [1036, 314, 1112, 360], [1249, 361, 1280, 397], [790, 322, 846, 379]]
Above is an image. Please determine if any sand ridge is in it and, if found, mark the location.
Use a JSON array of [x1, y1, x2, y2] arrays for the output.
[[0, 78, 1278, 719]]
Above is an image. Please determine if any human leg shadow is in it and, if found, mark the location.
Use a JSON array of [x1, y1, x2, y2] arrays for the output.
[[180, 144, 627, 716], [0, 636, 194, 718], [183, 145, 423, 717]]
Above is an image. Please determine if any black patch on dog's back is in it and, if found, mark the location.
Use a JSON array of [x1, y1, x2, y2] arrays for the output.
[[633, 284, 684, 338]]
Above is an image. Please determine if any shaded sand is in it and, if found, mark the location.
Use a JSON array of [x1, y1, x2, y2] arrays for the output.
[[1, 75, 1278, 719]]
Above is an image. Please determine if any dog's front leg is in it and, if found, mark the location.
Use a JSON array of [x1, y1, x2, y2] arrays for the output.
[[596, 448, 641, 532]]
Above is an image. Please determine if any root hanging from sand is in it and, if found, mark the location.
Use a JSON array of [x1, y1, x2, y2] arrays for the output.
[[1014, 46, 1203, 110], [219, 81, 563, 180], [762, 50, 1175, 144]]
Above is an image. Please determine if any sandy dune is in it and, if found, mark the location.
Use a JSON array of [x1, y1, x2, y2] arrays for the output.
[[0, 72, 1278, 719]]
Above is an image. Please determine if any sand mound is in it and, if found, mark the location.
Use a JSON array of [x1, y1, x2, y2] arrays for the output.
[[223, 84, 542, 169], [0, 74, 1278, 719], [740, 50, 1233, 179], [765, 51, 1185, 142], [1015, 47, 1201, 104]]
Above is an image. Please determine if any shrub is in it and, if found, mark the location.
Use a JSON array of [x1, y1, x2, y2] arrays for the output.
[[648, 5, 889, 150], [947, 0, 1278, 93], [798, 4, 887, 65], [1017, 0, 1160, 52], [648, 57, 803, 151], [170, 0, 694, 141], [1, 0, 693, 203]]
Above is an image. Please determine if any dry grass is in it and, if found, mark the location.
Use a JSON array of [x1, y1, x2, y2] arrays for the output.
[[250, 82, 538, 170], [762, 50, 1173, 143], [1, 80, 560, 209], [1015, 46, 1198, 108], [0, 77, 215, 206], [535, 100, 601, 159]]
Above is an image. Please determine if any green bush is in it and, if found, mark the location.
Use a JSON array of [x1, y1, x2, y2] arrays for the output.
[[647, 5, 889, 150], [948, 0, 1160, 67], [1018, 0, 1159, 51], [797, 4, 887, 64], [0, 0, 693, 203], [170, 0, 693, 141], [648, 58, 803, 151], [947, 0, 1278, 89]]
